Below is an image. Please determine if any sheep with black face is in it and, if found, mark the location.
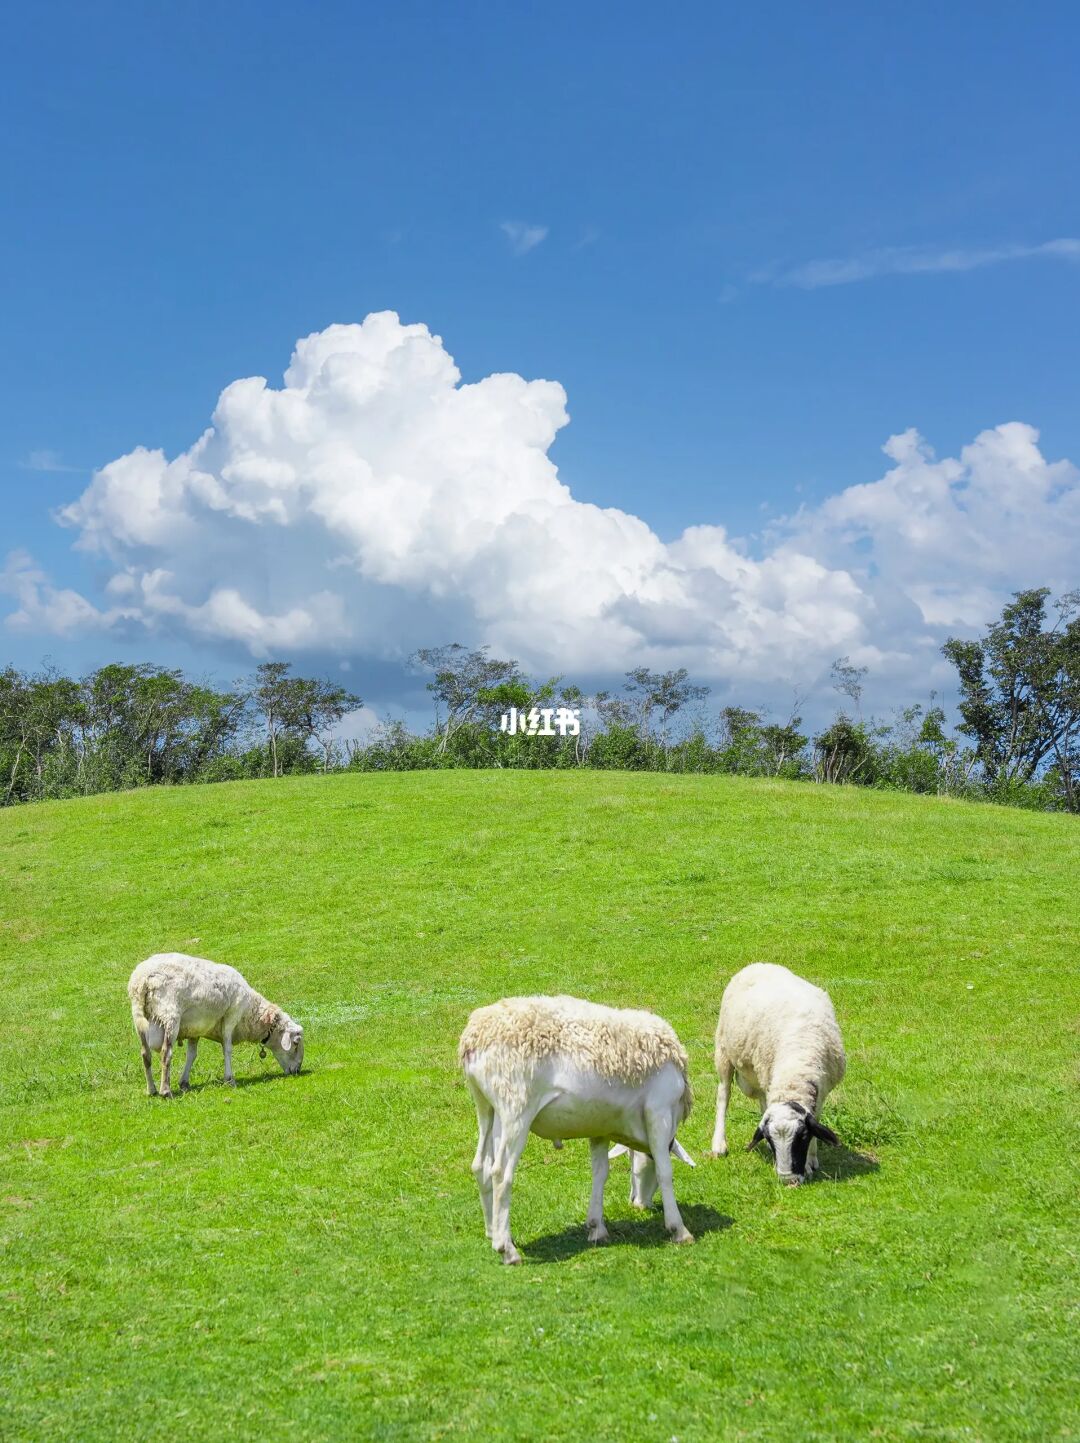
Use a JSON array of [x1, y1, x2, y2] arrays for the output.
[[708, 963, 845, 1184]]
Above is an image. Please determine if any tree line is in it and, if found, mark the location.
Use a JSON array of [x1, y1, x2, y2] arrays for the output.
[[2, 588, 1077, 812]]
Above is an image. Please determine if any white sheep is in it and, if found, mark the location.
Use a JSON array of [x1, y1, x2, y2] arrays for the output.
[[709, 962, 845, 1184], [127, 952, 304, 1097], [460, 994, 695, 1265]]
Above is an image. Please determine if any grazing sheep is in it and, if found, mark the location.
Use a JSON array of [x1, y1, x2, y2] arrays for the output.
[[127, 952, 304, 1097], [710, 962, 845, 1185], [460, 994, 695, 1265]]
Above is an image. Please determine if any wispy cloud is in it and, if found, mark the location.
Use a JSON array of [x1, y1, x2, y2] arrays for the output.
[[571, 225, 600, 252], [753, 238, 1080, 290], [20, 449, 84, 474], [500, 221, 549, 256]]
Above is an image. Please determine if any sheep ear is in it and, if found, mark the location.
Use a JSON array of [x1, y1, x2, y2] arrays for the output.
[[608, 1143, 630, 1161], [671, 1137, 696, 1168], [746, 1124, 765, 1151], [280, 1031, 293, 1052], [810, 1119, 840, 1146]]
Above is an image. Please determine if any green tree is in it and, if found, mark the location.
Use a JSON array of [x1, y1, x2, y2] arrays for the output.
[[830, 656, 868, 717], [943, 588, 1080, 808], [622, 667, 710, 749], [251, 663, 363, 775], [291, 676, 363, 770], [412, 644, 523, 753], [251, 662, 296, 778], [814, 715, 876, 785]]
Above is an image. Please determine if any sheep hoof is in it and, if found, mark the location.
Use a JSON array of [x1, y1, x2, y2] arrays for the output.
[[587, 1225, 609, 1244], [179, 1081, 191, 1093], [501, 1247, 523, 1266], [705, 1148, 728, 1159], [224, 1078, 237, 1088], [671, 1227, 695, 1245], [159, 1089, 172, 1100]]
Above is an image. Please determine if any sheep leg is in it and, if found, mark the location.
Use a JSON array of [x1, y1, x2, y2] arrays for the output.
[[222, 1029, 236, 1085], [158, 1028, 176, 1098], [488, 1091, 559, 1264], [490, 1119, 531, 1266], [179, 1039, 198, 1091], [628, 1150, 657, 1209], [709, 1063, 733, 1157], [136, 1027, 158, 1097], [586, 1139, 609, 1242], [646, 1114, 693, 1245], [627, 1150, 645, 1207], [467, 1082, 496, 1237]]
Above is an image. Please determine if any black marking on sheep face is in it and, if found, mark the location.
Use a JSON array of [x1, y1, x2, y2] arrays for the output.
[[757, 1100, 842, 1182], [788, 1122, 813, 1179], [788, 1099, 813, 1175], [761, 1102, 814, 1183]]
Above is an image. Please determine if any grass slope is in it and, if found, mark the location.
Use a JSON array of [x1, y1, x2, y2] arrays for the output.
[[1, 772, 1078, 1442]]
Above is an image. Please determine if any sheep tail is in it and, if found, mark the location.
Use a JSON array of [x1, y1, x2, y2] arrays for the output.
[[128, 974, 152, 1035]]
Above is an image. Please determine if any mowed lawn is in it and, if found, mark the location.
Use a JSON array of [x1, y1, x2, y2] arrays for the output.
[[1, 772, 1077, 1442]]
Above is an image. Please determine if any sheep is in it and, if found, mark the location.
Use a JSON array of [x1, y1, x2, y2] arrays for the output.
[[709, 962, 845, 1185], [127, 952, 304, 1097], [459, 994, 695, 1265]]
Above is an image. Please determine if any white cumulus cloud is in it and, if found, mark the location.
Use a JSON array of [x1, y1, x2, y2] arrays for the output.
[[785, 423, 1080, 629], [1, 550, 134, 635], [5, 312, 1078, 703]]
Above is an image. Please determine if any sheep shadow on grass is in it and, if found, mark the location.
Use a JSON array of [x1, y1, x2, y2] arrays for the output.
[[818, 1144, 879, 1181], [177, 1068, 307, 1095], [524, 1205, 733, 1263], [741, 1141, 879, 1183], [234, 1068, 309, 1091]]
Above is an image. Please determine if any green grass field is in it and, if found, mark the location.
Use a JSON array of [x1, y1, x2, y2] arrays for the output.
[[1, 772, 1078, 1442]]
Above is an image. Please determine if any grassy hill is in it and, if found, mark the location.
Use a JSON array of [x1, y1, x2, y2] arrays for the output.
[[1, 772, 1077, 1442]]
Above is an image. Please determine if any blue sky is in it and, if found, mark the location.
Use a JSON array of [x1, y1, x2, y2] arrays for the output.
[[2, 3, 1078, 718]]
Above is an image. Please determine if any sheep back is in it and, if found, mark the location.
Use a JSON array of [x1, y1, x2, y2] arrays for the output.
[[716, 963, 845, 1101], [128, 952, 254, 1027], [460, 994, 691, 1102]]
